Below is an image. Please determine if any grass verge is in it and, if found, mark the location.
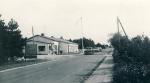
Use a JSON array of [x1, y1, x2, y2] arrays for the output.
[[0, 59, 49, 71], [80, 56, 107, 83]]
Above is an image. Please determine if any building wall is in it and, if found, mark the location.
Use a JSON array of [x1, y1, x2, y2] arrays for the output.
[[26, 41, 52, 55], [25, 43, 37, 55], [68, 44, 79, 53], [53, 42, 59, 54], [36, 43, 50, 55], [58, 42, 79, 54], [58, 42, 69, 54], [26, 35, 79, 55]]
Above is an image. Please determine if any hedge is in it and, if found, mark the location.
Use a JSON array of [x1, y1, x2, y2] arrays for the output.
[[109, 33, 150, 83]]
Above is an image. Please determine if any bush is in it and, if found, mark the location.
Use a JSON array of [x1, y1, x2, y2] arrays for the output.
[[24, 56, 37, 59], [109, 33, 150, 83], [113, 64, 144, 83]]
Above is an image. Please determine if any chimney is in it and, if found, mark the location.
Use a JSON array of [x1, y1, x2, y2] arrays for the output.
[[51, 36, 54, 38], [41, 33, 44, 36], [60, 36, 63, 39]]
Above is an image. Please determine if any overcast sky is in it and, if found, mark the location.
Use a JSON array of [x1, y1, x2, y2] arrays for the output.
[[0, 0, 150, 43]]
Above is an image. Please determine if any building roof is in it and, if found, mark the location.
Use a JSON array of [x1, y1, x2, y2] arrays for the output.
[[27, 35, 78, 45]]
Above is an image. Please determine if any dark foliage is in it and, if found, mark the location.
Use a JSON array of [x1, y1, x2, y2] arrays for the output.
[[72, 37, 95, 49], [0, 16, 26, 63], [95, 43, 108, 49], [109, 33, 150, 83], [72, 37, 108, 49]]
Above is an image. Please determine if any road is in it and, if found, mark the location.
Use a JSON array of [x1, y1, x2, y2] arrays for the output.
[[0, 55, 105, 83]]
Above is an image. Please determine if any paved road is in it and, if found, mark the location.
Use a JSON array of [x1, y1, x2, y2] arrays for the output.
[[0, 55, 105, 83]]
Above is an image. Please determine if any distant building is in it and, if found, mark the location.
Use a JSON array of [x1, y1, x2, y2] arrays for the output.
[[25, 34, 79, 56]]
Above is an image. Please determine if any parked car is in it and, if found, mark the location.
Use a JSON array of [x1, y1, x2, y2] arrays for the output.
[[84, 47, 94, 55]]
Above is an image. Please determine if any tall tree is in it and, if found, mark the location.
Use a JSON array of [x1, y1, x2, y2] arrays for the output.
[[0, 16, 8, 63], [0, 16, 25, 63], [6, 19, 25, 60]]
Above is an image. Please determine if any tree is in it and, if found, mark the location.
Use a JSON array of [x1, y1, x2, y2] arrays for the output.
[[68, 39, 72, 42], [0, 16, 25, 63], [95, 43, 108, 49], [0, 16, 8, 63], [72, 37, 95, 49], [6, 19, 25, 61]]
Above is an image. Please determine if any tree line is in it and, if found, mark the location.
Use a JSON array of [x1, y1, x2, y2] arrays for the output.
[[69, 37, 108, 49], [0, 15, 26, 64]]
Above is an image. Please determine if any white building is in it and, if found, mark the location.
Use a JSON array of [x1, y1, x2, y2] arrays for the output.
[[25, 34, 79, 56]]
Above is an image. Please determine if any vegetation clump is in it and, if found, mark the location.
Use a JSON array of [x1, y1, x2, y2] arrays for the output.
[[109, 33, 150, 83], [0, 15, 26, 64]]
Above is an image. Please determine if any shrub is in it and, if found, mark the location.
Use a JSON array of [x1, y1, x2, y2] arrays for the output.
[[109, 33, 150, 83]]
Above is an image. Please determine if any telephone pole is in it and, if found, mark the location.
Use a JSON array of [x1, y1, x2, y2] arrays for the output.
[[117, 17, 120, 49], [80, 17, 84, 54], [32, 26, 35, 44], [117, 17, 128, 39]]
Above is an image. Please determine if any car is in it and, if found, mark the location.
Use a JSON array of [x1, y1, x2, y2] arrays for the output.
[[84, 47, 94, 55]]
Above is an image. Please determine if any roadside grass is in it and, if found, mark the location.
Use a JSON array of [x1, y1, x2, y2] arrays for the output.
[[0, 59, 49, 71], [0, 55, 76, 71], [79, 56, 106, 83]]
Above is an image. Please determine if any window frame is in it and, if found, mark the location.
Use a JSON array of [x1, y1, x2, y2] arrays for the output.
[[38, 46, 46, 52]]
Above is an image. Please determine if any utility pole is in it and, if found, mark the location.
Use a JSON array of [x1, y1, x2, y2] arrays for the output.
[[117, 17, 120, 49], [32, 26, 36, 56], [117, 17, 128, 39], [32, 26, 35, 44], [117, 17, 119, 35], [80, 17, 84, 54], [117, 17, 128, 53]]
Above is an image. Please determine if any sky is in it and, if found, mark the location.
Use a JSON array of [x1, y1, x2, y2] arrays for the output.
[[0, 0, 150, 44]]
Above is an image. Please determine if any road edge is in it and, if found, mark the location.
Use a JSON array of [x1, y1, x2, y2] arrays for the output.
[[80, 56, 107, 83]]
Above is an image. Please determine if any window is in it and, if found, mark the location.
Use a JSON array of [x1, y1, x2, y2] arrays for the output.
[[49, 45, 52, 50], [38, 46, 45, 51]]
